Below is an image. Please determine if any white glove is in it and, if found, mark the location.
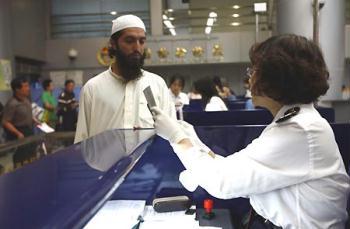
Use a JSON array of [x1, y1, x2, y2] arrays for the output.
[[177, 121, 211, 153], [151, 107, 187, 143]]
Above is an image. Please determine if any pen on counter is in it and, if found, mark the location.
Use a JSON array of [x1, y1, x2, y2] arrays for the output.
[[131, 215, 144, 229]]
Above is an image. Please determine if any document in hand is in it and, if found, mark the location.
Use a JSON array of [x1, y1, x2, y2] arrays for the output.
[[37, 122, 55, 133]]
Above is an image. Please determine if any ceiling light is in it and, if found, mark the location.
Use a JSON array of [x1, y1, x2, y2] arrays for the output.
[[110, 11, 117, 15], [233, 5, 240, 9], [168, 17, 174, 21], [232, 14, 239, 18], [169, 28, 176, 36], [231, 22, 241, 26], [209, 12, 217, 18], [254, 3, 267, 12], [167, 9, 174, 12], [205, 26, 212, 34], [207, 18, 214, 26], [162, 14, 168, 20], [163, 20, 174, 29]]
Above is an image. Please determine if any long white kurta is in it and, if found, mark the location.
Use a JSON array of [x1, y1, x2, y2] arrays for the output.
[[74, 67, 175, 143], [172, 103, 350, 229]]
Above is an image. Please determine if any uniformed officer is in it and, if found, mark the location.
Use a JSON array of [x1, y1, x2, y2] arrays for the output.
[[57, 79, 78, 131], [151, 34, 350, 228]]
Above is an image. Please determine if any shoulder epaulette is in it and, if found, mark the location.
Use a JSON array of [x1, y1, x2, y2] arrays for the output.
[[275, 107, 300, 123]]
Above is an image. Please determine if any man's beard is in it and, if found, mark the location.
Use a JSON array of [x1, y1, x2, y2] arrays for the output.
[[113, 47, 145, 82]]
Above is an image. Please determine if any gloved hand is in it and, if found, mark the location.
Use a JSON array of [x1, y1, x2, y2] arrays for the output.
[[151, 107, 188, 143], [177, 121, 211, 153]]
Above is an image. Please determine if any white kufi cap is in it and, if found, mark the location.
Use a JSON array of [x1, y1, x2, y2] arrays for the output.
[[111, 14, 146, 36]]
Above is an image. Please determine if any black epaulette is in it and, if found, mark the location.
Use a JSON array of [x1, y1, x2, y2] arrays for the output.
[[275, 107, 300, 123]]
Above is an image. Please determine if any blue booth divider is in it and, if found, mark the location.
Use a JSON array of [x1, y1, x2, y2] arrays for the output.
[[183, 107, 335, 126]]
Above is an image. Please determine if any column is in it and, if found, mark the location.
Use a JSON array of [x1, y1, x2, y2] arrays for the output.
[[149, 0, 163, 36], [276, 0, 346, 100]]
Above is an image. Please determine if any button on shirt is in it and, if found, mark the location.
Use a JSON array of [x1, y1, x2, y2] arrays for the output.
[[74, 67, 175, 143], [172, 103, 350, 228]]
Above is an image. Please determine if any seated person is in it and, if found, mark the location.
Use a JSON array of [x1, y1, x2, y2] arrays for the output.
[[168, 74, 189, 111], [193, 77, 228, 111], [187, 85, 202, 100], [213, 76, 236, 101]]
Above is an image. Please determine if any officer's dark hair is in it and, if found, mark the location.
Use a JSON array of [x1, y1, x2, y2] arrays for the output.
[[65, 79, 75, 86], [249, 34, 329, 104], [11, 77, 28, 93], [108, 31, 123, 58], [194, 77, 219, 107], [42, 79, 53, 90], [169, 74, 185, 88]]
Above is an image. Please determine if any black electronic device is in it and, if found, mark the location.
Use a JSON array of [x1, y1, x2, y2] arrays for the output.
[[152, 195, 191, 213]]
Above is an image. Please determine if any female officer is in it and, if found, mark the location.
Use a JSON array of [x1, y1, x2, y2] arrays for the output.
[[151, 34, 350, 228]]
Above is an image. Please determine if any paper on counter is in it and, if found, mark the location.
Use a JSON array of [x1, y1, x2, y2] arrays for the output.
[[140, 205, 198, 229], [84, 200, 146, 229], [37, 122, 55, 133]]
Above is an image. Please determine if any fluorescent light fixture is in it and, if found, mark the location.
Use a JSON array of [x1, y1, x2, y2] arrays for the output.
[[232, 13, 239, 18], [168, 17, 174, 21], [167, 9, 174, 12], [110, 11, 117, 15], [209, 12, 217, 18], [233, 5, 240, 9], [163, 20, 174, 29], [162, 14, 168, 20], [231, 22, 241, 26], [205, 26, 212, 34], [169, 28, 176, 36], [207, 18, 214, 26], [254, 3, 267, 12]]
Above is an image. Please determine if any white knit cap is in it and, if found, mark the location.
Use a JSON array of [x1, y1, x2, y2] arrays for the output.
[[111, 14, 146, 36]]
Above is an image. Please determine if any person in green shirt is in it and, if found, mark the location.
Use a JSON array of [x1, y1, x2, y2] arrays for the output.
[[41, 79, 57, 128]]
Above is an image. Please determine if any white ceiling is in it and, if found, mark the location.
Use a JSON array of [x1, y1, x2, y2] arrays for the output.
[[162, 0, 350, 35]]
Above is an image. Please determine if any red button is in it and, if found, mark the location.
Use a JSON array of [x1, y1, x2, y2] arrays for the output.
[[203, 199, 213, 213]]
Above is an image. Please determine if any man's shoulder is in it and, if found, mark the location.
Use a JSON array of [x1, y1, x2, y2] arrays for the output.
[[142, 70, 163, 79], [5, 97, 19, 106], [84, 69, 110, 87], [141, 70, 166, 84]]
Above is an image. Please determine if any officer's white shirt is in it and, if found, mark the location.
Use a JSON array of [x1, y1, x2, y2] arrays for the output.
[[172, 103, 350, 228], [74, 67, 175, 143], [205, 96, 228, 111]]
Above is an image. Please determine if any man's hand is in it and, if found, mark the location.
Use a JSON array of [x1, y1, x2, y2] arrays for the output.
[[16, 132, 24, 139], [151, 107, 187, 144]]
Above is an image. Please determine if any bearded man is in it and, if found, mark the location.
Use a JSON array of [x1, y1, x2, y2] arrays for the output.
[[74, 15, 175, 143]]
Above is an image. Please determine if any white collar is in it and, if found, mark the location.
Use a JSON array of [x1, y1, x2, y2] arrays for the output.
[[273, 103, 314, 123]]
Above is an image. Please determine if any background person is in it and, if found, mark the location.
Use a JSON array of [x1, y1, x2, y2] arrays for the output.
[[75, 14, 175, 143], [2, 77, 38, 166], [41, 79, 57, 128], [57, 79, 78, 131], [193, 77, 228, 111], [213, 76, 236, 101], [169, 74, 189, 111]]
